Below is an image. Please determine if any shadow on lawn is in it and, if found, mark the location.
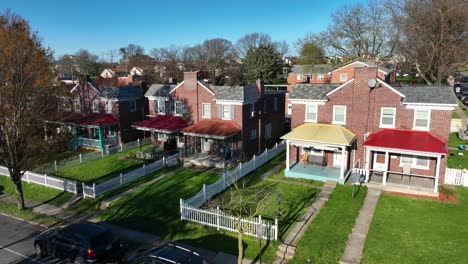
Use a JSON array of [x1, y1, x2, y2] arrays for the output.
[[176, 234, 246, 257]]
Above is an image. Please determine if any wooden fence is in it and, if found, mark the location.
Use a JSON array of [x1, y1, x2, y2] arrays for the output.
[[444, 168, 468, 186]]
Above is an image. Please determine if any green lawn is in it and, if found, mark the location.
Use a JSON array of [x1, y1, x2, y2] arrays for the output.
[[0, 176, 73, 207], [0, 201, 61, 226], [452, 111, 460, 119], [447, 150, 468, 169], [100, 151, 321, 263], [448, 132, 466, 148], [362, 187, 468, 264], [290, 185, 367, 264], [55, 144, 153, 183]]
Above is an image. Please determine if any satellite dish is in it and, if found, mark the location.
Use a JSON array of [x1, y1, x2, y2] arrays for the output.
[[368, 79, 377, 89]]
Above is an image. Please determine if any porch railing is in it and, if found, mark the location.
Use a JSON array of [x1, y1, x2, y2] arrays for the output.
[[368, 170, 435, 190], [78, 137, 101, 148]]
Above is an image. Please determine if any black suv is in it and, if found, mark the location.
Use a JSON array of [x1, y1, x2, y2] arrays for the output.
[[34, 221, 124, 264], [126, 243, 209, 264]]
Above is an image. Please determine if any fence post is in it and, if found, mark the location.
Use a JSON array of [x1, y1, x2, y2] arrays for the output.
[[239, 162, 242, 178], [120, 143, 123, 152], [258, 215, 262, 238], [79, 154, 82, 163], [120, 173, 123, 185], [143, 164, 146, 174], [216, 206, 220, 231], [44, 174, 49, 187], [276, 142, 278, 149], [54, 160, 58, 172], [82, 182, 86, 198], [203, 184, 206, 201], [25, 172, 30, 183], [138, 138, 140, 147], [253, 155, 256, 169], [275, 218, 278, 240], [101, 149, 104, 157], [223, 171, 226, 189], [163, 156, 166, 167], [180, 199, 184, 220], [265, 147, 268, 156], [93, 183, 96, 198]]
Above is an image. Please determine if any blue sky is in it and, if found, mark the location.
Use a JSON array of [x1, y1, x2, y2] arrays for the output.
[[0, 0, 358, 58]]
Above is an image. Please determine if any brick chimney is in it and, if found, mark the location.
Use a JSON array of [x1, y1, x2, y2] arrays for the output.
[[256, 79, 265, 97], [184, 71, 198, 89]]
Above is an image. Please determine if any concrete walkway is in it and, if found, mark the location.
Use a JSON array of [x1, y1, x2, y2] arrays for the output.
[[340, 188, 382, 264], [273, 181, 337, 264]]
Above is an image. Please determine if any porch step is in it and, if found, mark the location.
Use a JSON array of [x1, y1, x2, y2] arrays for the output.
[[276, 244, 296, 260]]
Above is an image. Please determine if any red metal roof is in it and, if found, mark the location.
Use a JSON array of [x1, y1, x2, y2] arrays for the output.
[[364, 129, 447, 154], [133, 115, 188, 132], [182, 120, 240, 138], [75, 113, 119, 127], [53, 112, 83, 123]]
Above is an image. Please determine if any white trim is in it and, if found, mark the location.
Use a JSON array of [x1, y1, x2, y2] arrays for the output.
[[405, 104, 456, 110], [413, 109, 431, 131], [214, 100, 243, 105], [365, 146, 443, 157], [290, 99, 327, 104], [288, 139, 352, 148], [70, 81, 100, 93], [305, 104, 318, 123], [332, 105, 346, 125], [197, 81, 216, 95], [147, 96, 170, 100], [339, 73, 347, 82], [331, 61, 392, 75], [376, 79, 406, 98], [326, 79, 354, 96], [169, 81, 185, 94], [174, 101, 184, 116], [379, 107, 396, 128], [202, 103, 211, 119]]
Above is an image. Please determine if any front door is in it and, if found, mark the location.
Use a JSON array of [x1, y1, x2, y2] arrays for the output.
[[373, 152, 386, 171], [333, 152, 342, 168]]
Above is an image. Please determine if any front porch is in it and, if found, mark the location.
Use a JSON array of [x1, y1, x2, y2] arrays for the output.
[[368, 171, 435, 191], [183, 152, 238, 168], [286, 162, 352, 184]]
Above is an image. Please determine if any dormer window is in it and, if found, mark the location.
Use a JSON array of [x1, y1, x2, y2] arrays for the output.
[[340, 74, 347, 82]]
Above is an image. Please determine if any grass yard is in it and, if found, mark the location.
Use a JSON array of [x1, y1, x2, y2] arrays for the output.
[[0, 176, 73, 207], [447, 150, 468, 169], [55, 144, 153, 183], [452, 110, 460, 119], [362, 187, 468, 264], [0, 201, 61, 226], [448, 132, 466, 148], [290, 185, 367, 264]]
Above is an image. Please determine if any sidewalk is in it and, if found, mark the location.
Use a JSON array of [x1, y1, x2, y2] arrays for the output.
[[340, 188, 381, 264]]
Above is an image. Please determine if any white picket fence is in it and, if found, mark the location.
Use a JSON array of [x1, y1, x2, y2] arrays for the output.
[[444, 168, 468, 186], [0, 166, 78, 194], [180, 200, 278, 240], [82, 152, 179, 198], [180, 142, 285, 240]]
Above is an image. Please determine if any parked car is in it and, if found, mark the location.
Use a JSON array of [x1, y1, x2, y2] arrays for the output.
[[125, 243, 209, 264], [34, 221, 125, 264]]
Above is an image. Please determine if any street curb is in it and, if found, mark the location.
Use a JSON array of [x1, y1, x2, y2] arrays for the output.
[[0, 212, 49, 229]]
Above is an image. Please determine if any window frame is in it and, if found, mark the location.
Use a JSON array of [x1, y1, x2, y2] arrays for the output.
[[74, 99, 81, 112], [317, 73, 324, 80], [264, 123, 272, 139], [400, 155, 430, 170], [105, 101, 112, 114], [340, 73, 347, 82], [250, 128, 257, 140], [380, 107, 396, 128], [202, 103, 211, 119], [174, 101, 184, 116], [413, 109, 431, 130], [221, 104, 232, 120], [129, 100, 137, 112], [92, 100, 99, 113], [305, 104, 318, 122], [332, 105, 346, 125]]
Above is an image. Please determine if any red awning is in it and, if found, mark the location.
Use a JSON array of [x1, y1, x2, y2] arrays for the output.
[[133, 115, 188, 133], [364, 129, 447, 155], [74, 113, 119, 127], [182, 120, 240, 139]]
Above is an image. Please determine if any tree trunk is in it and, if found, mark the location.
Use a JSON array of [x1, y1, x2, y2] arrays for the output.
[[14, 180, 26, 210], [415, 62, 433, 85], [237, 218, 244, 264]]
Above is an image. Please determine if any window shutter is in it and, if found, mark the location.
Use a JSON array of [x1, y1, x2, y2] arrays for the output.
[[231, 105, 235, 120]]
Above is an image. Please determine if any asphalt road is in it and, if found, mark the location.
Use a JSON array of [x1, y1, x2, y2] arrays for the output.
[[0, 214, 64, 264]]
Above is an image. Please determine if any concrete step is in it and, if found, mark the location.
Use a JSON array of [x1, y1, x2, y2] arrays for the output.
[[277, 244, 296, 260], [60, 195, 82, 209]]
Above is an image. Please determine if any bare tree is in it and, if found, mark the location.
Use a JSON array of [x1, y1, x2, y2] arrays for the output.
[[119, 44, 145, 63], [106, 49, 118, 64], [74, 49, 100, 75], [0, 11, 58, 210], [401, 0, 467, 84], [236, 32, 273, 58], [200, 38, 235, 80], [273, 40, 290, 58]]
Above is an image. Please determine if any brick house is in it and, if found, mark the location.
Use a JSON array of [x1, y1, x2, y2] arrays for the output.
[[329, 61, 396, 84], [281, 65, 457, 193], [48, 77, 147, 149], [133, 72, 285, 162]]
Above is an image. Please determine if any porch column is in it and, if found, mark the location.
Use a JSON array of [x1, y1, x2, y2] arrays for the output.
[[98, 127, 103, 149], [340, 146, 346, 179], [286, 140, 290, 171], [383, 151, 389, 185], [365, 147, 371, 182], [434, 155, 441, 193]]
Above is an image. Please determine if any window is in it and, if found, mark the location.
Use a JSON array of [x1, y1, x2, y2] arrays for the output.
[[413, 109, 430, 130], [105, 101, 112, 113], [333, 105, 346, 124], [296, 74, 302, 81], [129, 100, 137, 112], [340, 73, 347, 82], [380, 108, 396, 128], [202, 103, 211, 118], [174, 101, 185, 116], [92, 100, 99, 112], [274, 97, 278, 111], [305, 104, 318, 122], [156, 98, 167, 114], [219, 104, 233, 120], [400, 155, 430, 170], [74, 99, 80, 112], [250, 129, 257, 140], [62, 98, 71, 111], [317, 73, 324, 80], [265, 123, 272, 139]]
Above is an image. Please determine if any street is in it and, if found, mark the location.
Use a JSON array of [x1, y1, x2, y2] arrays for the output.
[[0, 214, 63, 264]]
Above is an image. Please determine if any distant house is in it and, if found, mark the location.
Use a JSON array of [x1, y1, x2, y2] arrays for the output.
[[287, 64, 333, 85], [133, 72, 286, 164], [329, 61, 396, 84]]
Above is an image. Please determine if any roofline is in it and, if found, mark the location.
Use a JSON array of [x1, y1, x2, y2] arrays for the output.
[[326, 79, 354, 96], [70, 81, 100, 94], [131, 125, 180, 134], [403, 103, 457, 109], [169, 80, 216, 96], [377, 79, 406, 98], [363, 145, 446, 156], [330, 61, 392, 75], [289, 99, 327, 104]]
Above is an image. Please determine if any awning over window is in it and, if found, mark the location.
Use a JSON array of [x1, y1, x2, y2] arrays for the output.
[[281, 123, 355, 146], [132, 115, 187, 133], [364, 129, 447, 155], [182, 120, 240, 139]]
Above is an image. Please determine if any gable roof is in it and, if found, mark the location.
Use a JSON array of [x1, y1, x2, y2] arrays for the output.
[[99, 86, 143, 100], [289, 83, 339, 100], [290, 64, 333, 75], [210, 84, 261, 102], [281, 123, 356, 146], [145, 84, 176, 97], [331, 61, 394, 75], [395, 85, 458, 105]]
